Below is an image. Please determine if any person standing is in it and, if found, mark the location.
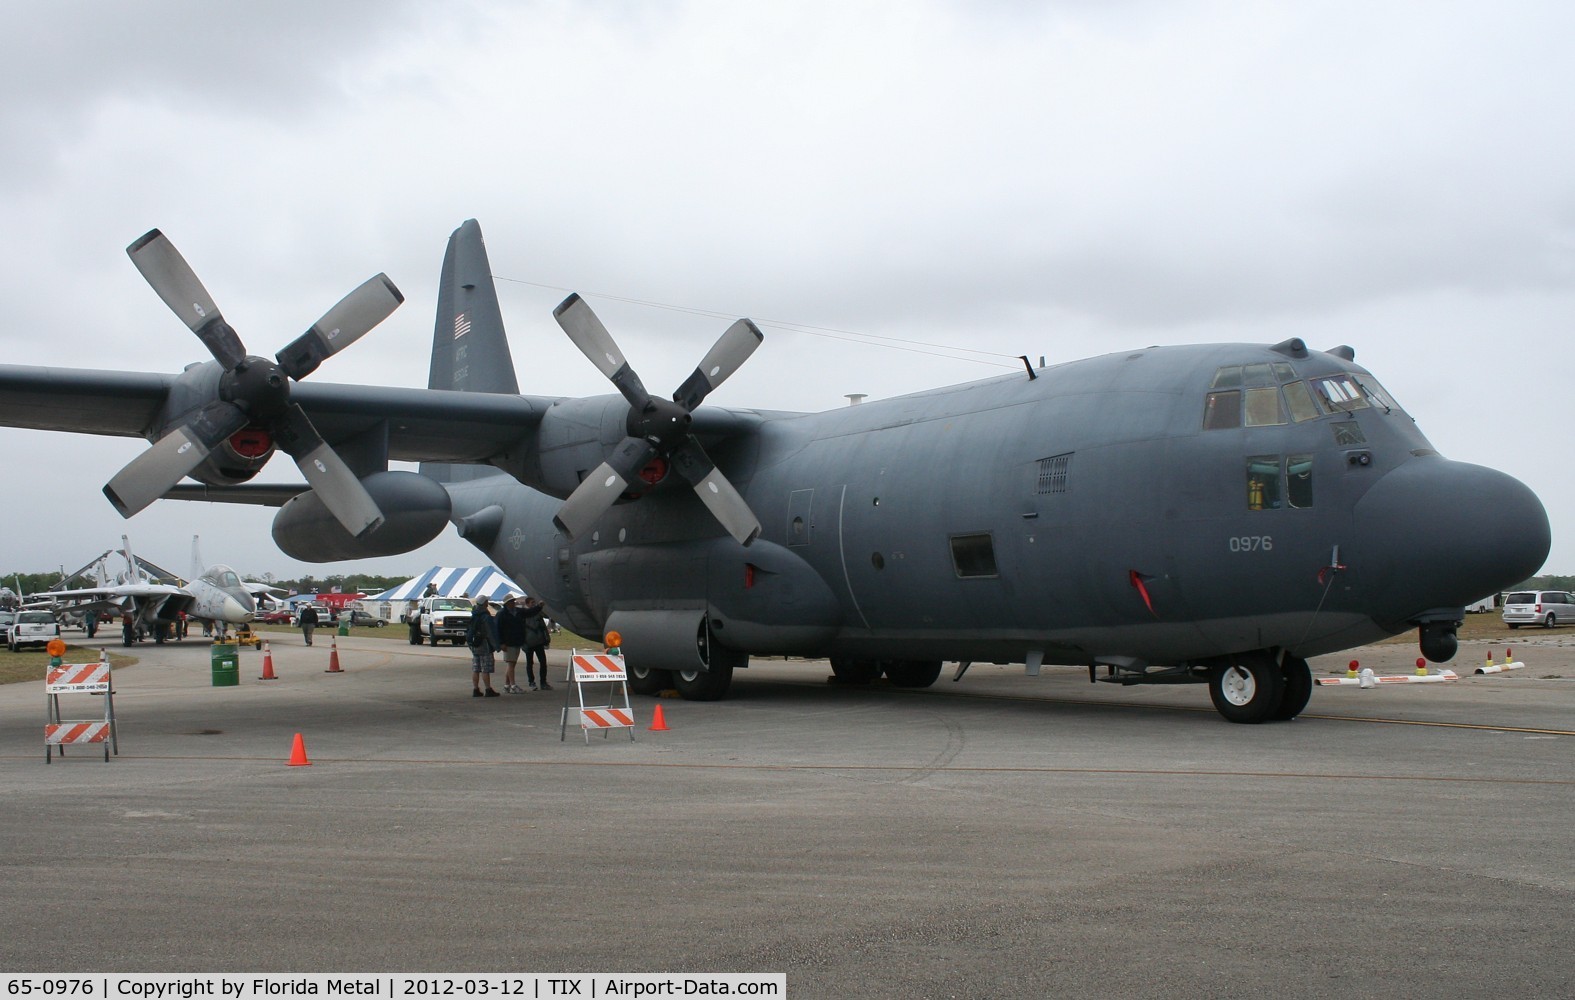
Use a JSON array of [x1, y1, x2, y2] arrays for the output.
[[496, 596, 527, 692], [522, 597, 552, 690], [406, 601, 422, 645], [466, 597, 502, 697], [298, 603, 319, 645]]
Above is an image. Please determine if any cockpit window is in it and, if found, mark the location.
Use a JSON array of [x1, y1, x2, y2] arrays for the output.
[[1353, 376, 1397, 413], [1283, 381, 1320, 422], [1203, 390, 1242, 430], [1204, 364, 1301, 429], [1312, 375, 1370, 413], [1210, 367, 1243, 389], [1243, 387, 1285, 426]]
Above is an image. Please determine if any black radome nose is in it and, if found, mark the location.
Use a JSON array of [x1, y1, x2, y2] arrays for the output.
[[1352, 458, 1550, 627]]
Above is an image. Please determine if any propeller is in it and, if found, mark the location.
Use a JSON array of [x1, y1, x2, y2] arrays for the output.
[[104, 229, 402, 537], [552, 293, 763, 546]]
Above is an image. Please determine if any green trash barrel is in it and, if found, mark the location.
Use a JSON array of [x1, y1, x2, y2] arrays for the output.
[[211, 642, 239, 687], [337, 615, 351, 637]]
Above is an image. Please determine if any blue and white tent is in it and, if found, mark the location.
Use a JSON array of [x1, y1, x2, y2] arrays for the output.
[[368, 566, 527, 603]]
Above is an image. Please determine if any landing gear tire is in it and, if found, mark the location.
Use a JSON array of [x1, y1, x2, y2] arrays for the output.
[[627, 664, 672, 696], [1209, 652, 1284, 724], [674, 662, 733, 701], [830, 657, 881, 684], [1272, 654, 1313, 721], [883, 659, 943, 688]]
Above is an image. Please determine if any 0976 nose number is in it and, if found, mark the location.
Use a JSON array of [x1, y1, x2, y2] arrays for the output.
[[1228, 535, 1273, 553]]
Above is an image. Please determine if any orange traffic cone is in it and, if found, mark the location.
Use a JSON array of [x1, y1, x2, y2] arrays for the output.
[[259, 640, 277, 680], [649, 703, 670, 731], [325, 639, 342, 673], [287, 732, 312, 767]]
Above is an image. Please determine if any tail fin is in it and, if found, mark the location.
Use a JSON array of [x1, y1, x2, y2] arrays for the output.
[[119, 535, 139, 585], [190, 535, 205, 582], [421, 219, 518, 485]]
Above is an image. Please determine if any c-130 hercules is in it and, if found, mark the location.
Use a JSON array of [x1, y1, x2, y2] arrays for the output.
[[0, 220, 1549, 722]]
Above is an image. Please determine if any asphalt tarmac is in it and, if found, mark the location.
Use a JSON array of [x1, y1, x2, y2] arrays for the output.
[[1, 630, 1570, 998]]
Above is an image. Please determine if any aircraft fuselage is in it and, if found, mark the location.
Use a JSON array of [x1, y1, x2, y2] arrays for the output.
[[454, 339, 1547, 679]]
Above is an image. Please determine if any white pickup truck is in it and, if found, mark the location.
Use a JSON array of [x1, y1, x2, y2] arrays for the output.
[[418, 596, 473, 645]]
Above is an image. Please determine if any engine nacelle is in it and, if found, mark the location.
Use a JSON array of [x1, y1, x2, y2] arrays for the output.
[[190, 427, 275, 486], [272, 470, 451, 561]]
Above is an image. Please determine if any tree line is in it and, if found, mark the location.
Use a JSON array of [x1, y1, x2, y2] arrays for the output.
[[2, 569, 415, 596]]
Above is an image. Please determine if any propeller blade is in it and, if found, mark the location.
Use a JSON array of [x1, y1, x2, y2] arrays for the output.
[[552, 437, 659, 540], [553, 293, 653, 410], [274, 404, 384, 537], [275, 273, 405, 380], [102, 401, 248, 517], [126, 229, 247, 369], [670, 438, 762, 546], [673, 319, 764, 411]]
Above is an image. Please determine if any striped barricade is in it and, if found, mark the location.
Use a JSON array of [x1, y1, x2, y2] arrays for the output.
[[561, 650, 636, 744], [45, 652, 117, 763], [571, 653, 627, 681]]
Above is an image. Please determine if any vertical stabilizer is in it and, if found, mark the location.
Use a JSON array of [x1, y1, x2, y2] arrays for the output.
[[422, 219, 518, 484]]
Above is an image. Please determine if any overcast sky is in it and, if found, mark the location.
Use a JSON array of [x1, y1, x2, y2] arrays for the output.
[[2, 0, 1571, 585]]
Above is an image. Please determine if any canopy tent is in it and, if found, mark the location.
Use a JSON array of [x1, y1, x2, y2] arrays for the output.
[[368, 566, 526, 604]]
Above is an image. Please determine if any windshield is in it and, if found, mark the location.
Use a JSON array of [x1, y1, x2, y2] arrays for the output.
[[432, 599, 471, 611], [1506, 592, 1535, 604], [20, 612, 54, 623]]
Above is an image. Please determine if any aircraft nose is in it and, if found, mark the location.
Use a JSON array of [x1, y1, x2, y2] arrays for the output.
[[225, 595, 254, 622], [1351, 458, 1549, 625]]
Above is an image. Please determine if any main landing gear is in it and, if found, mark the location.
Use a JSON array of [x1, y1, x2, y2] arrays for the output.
[[828, 657, 944, 689], [1207, 650, 1312, 724]]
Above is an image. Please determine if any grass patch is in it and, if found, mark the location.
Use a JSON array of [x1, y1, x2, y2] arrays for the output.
[[0, 645, 138, 686]]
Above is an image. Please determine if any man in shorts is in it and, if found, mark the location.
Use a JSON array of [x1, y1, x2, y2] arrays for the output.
[[466, 597, 501, 697]]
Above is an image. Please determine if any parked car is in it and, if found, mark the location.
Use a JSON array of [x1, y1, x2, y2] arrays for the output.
[[10, 609, 61, 651], [1502, 590, 1575, 629], [258, 608, 295, 624], [0, 609, 16, 647], [346, 610, 387, 628]]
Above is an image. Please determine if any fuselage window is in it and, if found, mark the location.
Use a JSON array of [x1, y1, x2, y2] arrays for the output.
[[1243, 387, 1286, 426], [1203, 390, 1241, 429], [1283, 381, 1320, 422], [1246, 455, 1282, 510], [950, 533, 1000, 578], [1287, 454, 1314, 508]]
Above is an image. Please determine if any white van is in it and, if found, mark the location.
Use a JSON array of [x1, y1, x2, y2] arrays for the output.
[[1502, 590, 1575, 629]]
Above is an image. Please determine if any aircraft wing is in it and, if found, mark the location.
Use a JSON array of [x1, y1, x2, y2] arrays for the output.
[[42, 583, 188, 602], [0, 365, 547, 463]]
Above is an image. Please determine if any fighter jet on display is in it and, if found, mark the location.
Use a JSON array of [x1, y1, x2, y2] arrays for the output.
[[40, 535, 276, 639], [39, 536, 195, 641], [186, 535, 287, 624], [0, 221, 1550, 721]]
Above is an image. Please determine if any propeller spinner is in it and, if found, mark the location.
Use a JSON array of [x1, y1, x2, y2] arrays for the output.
[[552, 294, 763, 546], [104, 229, 403, 537]]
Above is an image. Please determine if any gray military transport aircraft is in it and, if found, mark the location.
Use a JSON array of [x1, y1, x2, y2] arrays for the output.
[[0, 221, 1550, 722]]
